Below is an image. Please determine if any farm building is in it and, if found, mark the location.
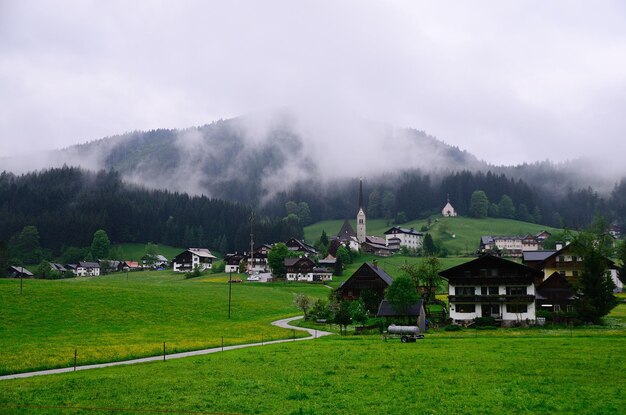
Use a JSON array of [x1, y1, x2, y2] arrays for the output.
[[336, 262, 393, 302]]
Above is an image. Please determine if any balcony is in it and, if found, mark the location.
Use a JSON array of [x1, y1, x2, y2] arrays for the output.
[[448, 294, 535, 304]]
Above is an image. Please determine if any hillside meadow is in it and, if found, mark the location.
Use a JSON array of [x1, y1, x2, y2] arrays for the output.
[[304, 216, 560, 255], [0, 271, 330, 375]]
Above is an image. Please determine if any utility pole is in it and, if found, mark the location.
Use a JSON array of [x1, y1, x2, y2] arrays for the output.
[[248, 212, 254, 274]]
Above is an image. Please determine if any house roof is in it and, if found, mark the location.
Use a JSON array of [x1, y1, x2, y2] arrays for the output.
[[384, 226, 423, 236], [339, 262, 394, 289], [78, 261, 100, 268], [9, 266, 34, 276], [286, 238, 318, 254], [49, 262, 67, 272], [337, 220, 356, 240], [366, 235, 387, 245], [438, 254, 543, 280], [481, 236, 494, 245], [522, 250, 556, 262], [188, 248, 217, 259], [377, 299, 424, 317], [123, 261, 140, 268]]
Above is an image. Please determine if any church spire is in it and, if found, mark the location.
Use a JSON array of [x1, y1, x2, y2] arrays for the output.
[[358, 178, 363, 211]]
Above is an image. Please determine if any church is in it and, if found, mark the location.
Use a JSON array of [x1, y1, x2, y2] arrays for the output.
[[442, 194, 457, 217]]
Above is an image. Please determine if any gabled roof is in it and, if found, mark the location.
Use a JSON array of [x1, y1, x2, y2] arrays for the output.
[[377, 299, 424, 317], [49, 262, 67, 272], [188, 248, 217, 259], [123, 261, 141, 268], [366, 235, 387, 245], [481, 236, 494, 245], [384, 226, 423, 236], [438, 254, 543, 280], [8, 266, 34, 276], [522, 250, 556, 262], [339, 262, 393, 289], [284, 257, 315, 267], [337, 220, 356, 240], [285, 238, 318, 254]]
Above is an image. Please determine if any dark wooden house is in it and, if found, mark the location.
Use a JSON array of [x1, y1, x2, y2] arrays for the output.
[[336, 262, 393, 301]]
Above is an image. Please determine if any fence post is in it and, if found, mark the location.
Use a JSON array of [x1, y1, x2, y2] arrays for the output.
[[315, 330, 317, 339], [293, 329, 295, 341], [221, 336, 224, 352], [261, 334, 264, 345], [163, 342, 166, 361], [74, 349, 77, 371]]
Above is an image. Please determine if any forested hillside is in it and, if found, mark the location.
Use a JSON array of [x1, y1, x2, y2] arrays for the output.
[[0, 167, 303, 261]]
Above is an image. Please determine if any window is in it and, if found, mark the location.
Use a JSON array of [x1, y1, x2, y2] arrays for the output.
[[573, 271, 579, 278], [456, 304, 475, 313], [506, 304, 527, 313], [506, 286, 527, 296], [481, 286, 499, 295], [558, 256, 565, 262], [455, 286, 475, 296], [566, 305, 574, 312], [554, 304, 561, 312]]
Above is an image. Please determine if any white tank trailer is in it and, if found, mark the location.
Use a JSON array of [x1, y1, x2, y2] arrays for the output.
[[385, 325, 424, 342]]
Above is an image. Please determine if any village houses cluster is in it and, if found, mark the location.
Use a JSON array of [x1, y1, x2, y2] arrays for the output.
[[7, 180, 622, 328]]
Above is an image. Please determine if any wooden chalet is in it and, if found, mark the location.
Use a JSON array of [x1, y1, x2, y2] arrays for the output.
[[285, 238, 318, 256], [535, 272, 576, 313], [285, 257, 332, 282], [439, 255, 543, 325], [172, 248, 216, 272], [336, 262, 393, 301], [76, 261, 101, 277], [224, 252, 246, 273]]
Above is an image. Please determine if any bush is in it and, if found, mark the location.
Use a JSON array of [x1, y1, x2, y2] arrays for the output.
[[211, 261, 226, 274], [536, 309, 553, 320], [185, 266, 204, 279], [476, 326, 497, 330], [444, 324, 461, 331], [474, 316, 497, 327]]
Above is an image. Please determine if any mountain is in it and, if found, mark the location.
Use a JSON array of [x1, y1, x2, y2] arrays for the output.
[[1, 112, 487, 202], [0, 112, 623, 229]]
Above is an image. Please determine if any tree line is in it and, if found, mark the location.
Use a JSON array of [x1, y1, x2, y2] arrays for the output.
[[0, 167, 303, 264], [270, 169, 622, 230]]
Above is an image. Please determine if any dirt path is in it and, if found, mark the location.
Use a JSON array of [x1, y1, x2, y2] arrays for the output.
[[0, 316, 333, 381]]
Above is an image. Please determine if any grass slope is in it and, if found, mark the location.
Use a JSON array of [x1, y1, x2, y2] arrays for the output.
[[0, 271, 329, 375], [1, 333, 624, 414], [112, 243, 187, 261], [305, 216, 560, 255]]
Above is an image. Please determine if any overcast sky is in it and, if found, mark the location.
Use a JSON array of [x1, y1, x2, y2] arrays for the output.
[[1, 0, 625, 166]]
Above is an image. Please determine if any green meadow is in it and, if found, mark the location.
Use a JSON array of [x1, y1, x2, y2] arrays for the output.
[[1, 332, 624, 414], [0, 271, 330, 375], [305, 216, 561, 255]]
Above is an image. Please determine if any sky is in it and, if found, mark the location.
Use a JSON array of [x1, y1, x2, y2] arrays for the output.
[[1, 0, 626, 167]]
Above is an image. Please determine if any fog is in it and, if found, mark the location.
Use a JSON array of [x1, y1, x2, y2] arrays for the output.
[[1, 1, 626, 178]]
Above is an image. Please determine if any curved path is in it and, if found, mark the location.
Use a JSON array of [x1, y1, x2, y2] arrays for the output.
[[0, 316, 333, 381]]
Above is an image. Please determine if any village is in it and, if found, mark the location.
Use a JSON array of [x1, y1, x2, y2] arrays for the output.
[[7, 180, 623, 331]]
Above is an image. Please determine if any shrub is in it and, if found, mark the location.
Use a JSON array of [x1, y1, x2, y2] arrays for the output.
[[185, 266, 204, 279], [444, 324, 461, 331], [474, 316, 497, 327]]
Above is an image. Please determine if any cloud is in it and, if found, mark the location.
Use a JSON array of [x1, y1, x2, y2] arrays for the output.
[[1, 0, 625, 174]]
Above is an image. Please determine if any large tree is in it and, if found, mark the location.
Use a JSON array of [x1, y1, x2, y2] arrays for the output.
[[90, 229, 111, 260], [498, 195, 515, 218], [386, 275, 420, 316], [571, 218, 619, 323], [268, 242, 289, 279], [469, 190, 489, 218], [9, 225, 42, 264]]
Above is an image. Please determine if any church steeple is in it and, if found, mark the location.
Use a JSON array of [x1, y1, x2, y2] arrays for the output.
[[358, 178, 364, 210], [356, 178, 366, 243]]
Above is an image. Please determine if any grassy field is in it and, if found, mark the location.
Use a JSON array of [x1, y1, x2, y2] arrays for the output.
[[0, 271, 330, 375], [112, 243, 187, 261], [1, 332, 624, 414], [305, 216, 561, 255]]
